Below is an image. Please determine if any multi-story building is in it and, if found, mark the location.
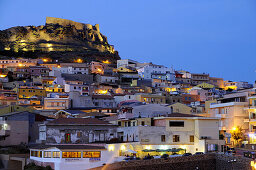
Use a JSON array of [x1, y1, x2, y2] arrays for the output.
[[18, 87, 46, 98], [38, 118, 117, 144], [137, 63, 175, 81], [44, 97, 70, 110], [0, 59, 41, 68], [191, 73, 209, 86], [117, 113, 224, 154], [135, 93, 166, 104], [209, 92, 250, 145], [224, 81, 252, 91], [209, 77, 224, 89]]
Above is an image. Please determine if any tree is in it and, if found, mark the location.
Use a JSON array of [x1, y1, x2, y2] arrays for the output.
[[231, 126, 243, 146]]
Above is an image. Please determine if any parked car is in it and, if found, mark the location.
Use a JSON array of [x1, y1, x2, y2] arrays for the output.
[[244, 151, 256, 158], [161, 154, 169, 159], [123, 157, 141, 161], [227, 148, 236, 154], [143, 155, 154, 160], [153, 155, 161, 159], [194, 152, 204, 155], [169, 154, 183, 158], [225, 151, 233, 156], [183, 153, 192, 156]]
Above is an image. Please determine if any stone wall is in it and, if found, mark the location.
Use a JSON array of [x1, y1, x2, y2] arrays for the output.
[[215, 154, 252, 170], [90, 153, 253, 170], [45, 17, 99, 32]]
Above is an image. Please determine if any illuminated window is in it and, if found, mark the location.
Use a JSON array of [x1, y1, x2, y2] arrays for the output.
[[53, 151, 60, 158], [190, 135, 194, 142], [83, 151, 101, 158], [31, 151, 42, 157], [44, 151, 52, 158], [62, 152, 81, 158]]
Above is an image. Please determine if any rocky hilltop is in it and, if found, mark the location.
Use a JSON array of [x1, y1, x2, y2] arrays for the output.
[[0, 17, 120, 62]]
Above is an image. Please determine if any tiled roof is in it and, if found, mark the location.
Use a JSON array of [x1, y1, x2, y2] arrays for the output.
[[46, 118, 113, 125]]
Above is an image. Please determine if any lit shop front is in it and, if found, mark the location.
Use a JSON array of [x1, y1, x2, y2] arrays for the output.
[[29, 145, 113, 170]]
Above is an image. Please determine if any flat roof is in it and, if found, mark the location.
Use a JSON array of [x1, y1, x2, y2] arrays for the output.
[[30, 144, 106, 150]]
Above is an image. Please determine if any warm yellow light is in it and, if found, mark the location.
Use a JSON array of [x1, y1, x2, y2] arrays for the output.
[[43, 59, 48, 62], [57, 65, 61, 68], [145, 145, 151, 150], [47, 44, 52, 47], [180, 145, 187, 150], [120, 145, 126, 151], [0, 74, 7, 78], [4, 47, 10, 50], [108, 145, 114, 151], [225, 86, 237, 90], [22, 48, 28, 51], [99, 90, 108, 94], [49, 47, 53, 51], [20, 40, 25, 42], [232, 127, 237, 131], [103, 60, 110, 64], [97, 68, 102, 72], [76, 59, 82, 63], [18, 63, 23, 67]]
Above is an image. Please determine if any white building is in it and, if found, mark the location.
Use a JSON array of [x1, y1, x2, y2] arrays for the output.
[[117, 113, 224, 154], [29, 144, 125, 170], [117, 59, 138, 68], [137, 63, 175, 81]]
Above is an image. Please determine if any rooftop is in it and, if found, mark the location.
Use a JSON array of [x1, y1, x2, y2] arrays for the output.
[[46, 118, 113, 125], [30, 144, 106, 150]]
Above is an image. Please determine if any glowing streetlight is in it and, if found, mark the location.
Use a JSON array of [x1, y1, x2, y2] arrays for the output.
[[232, 127, 237, 131], [76, 59, 83, 63], [102, 60, 110, 64]]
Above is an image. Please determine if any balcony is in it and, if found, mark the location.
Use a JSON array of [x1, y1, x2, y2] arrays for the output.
[[210, 102, 248, 108]]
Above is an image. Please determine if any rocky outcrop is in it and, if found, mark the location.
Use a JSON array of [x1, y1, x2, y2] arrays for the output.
[[0, 17, 120, 62]]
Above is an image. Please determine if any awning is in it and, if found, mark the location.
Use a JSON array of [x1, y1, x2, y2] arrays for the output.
[[124, 149, 137, 154]]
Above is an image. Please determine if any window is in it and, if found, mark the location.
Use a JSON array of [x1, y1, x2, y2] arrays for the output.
[[133, 122, 136, 126], [141, 121, 145, 126], [83, 151, 101, 158], [169, 121, 184, 127], [62, 152, 81, 158], [77, 132, 82, 137], [173, 135, 180, 142], [118, 121, 121, 126], [44, 151, 52, 158], [53, 151, 60, 158], [161, 135, 166, 142], [31, 150, 42, 157], [190, 135, 194, 142]]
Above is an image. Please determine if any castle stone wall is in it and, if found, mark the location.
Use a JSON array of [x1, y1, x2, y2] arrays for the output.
[[46, 17, 97, 31]]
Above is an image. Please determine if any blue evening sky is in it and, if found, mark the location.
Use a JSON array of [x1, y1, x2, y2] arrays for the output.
[[0, 0, 256, 82]]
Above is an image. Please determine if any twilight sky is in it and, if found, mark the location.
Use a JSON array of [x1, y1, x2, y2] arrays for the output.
[[0, 0, 256, 82]]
